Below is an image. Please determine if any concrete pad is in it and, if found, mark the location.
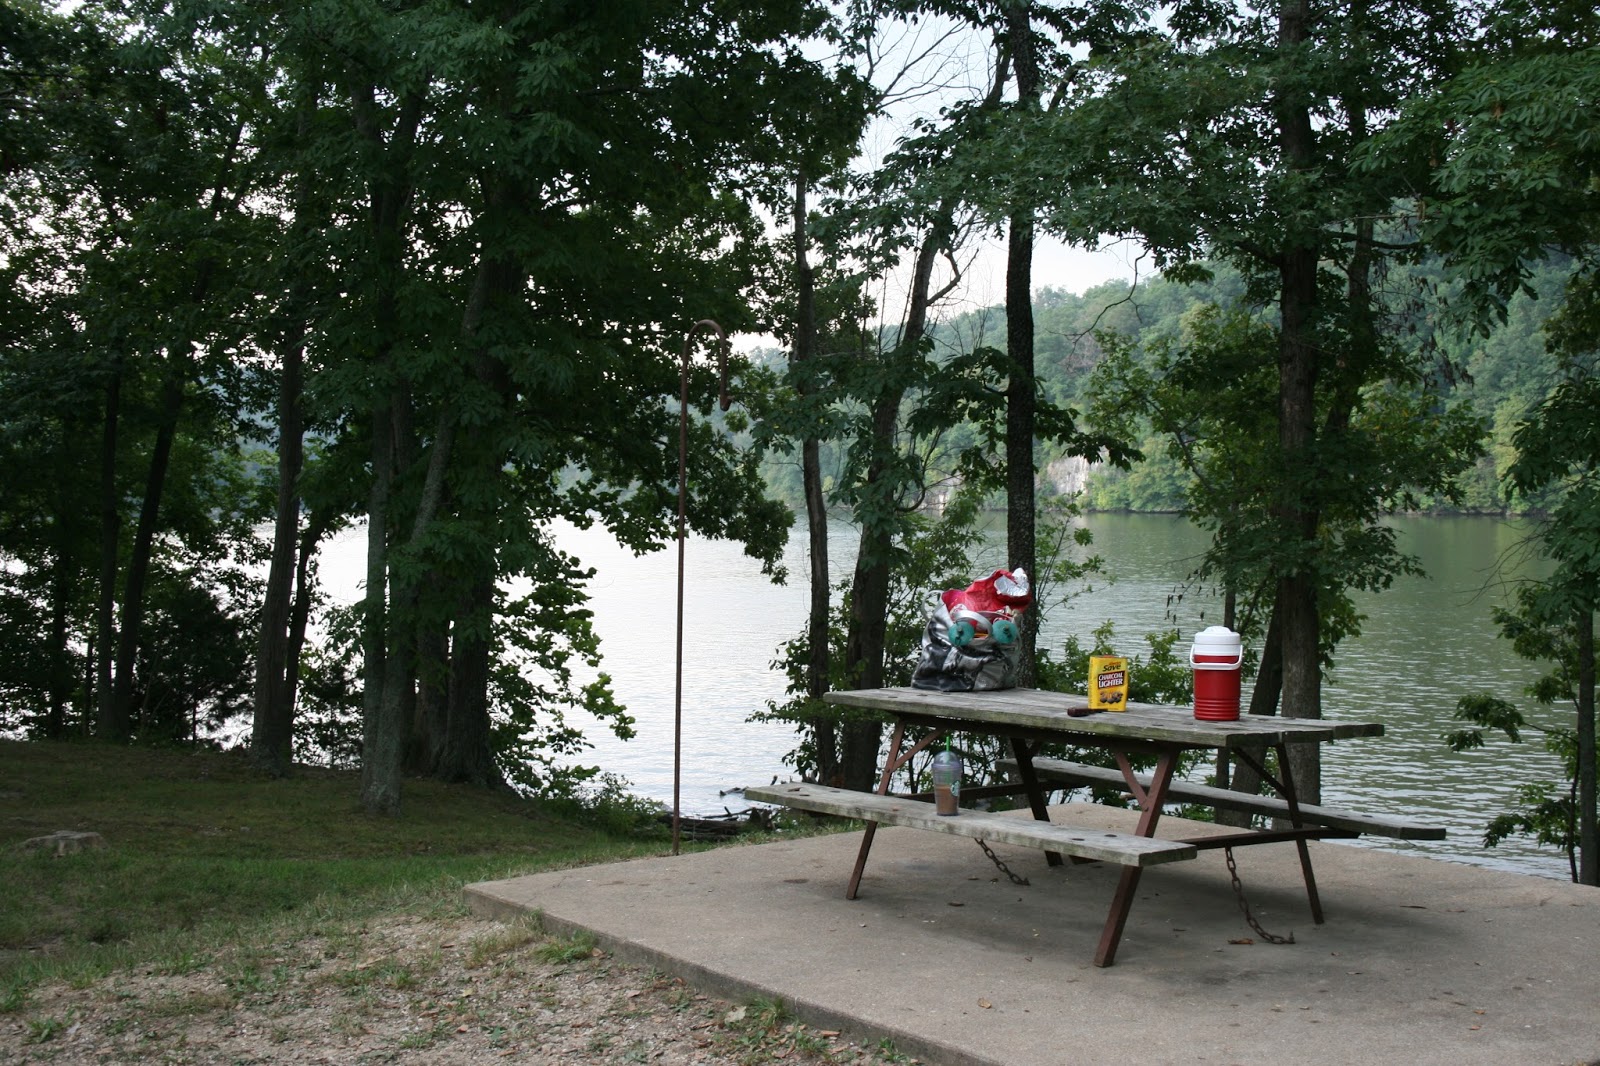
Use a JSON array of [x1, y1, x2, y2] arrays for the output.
[[466, 804, 1600, 1066]]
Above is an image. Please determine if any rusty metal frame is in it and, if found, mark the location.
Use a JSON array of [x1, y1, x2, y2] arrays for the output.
[[847, 719, 948, 898]]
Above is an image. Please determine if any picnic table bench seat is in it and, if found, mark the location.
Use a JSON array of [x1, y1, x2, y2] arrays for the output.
[[743, 782, 1197, 868], [995, 757, 1446, 841]]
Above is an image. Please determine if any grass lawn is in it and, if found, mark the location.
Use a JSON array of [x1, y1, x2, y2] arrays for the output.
[[0, 742, 914, 1065], [0, 738, 668, 1001]]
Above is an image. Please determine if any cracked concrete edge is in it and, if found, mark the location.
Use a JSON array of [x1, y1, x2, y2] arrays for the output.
[[463, 881, 1005, 1066]]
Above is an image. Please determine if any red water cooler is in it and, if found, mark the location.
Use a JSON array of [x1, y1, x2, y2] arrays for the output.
[[1190, 626, 1243, 721]]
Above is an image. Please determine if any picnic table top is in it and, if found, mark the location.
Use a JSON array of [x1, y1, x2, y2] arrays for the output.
[[823, 686, 1383, 749]]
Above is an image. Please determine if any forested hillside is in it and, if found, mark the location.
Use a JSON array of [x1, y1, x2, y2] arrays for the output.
[[763, 255, 1573, 516], [1042, 257, 1571, 514]]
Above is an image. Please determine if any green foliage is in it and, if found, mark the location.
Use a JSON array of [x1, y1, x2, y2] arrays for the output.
[[0, 0, 285, 743], [1081, 287, 1485, 660], [1, 0, 873, 803], [1037, 621, 1195, 708], [1446, 592, 1587, 879], [1371, 46, 1600, 331], [756, 492, 989, 781], [5, 0, 1596, 848], [289, 557, 638, 800], [1478, 298, 1600, 882], [898, 256, 1570, 519], [1029, 496, 1105, 624], [487, 545, 635, 798], [1481, 782, 1577, 857], [533, 931, 599, 965], [1506, 377, 1600, 622]]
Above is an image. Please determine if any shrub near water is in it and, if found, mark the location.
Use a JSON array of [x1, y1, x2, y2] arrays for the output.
[[0, 739, 667, 1002]]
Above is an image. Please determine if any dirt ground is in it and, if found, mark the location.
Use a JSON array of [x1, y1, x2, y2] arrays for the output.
[[0, 912, 911, 1066]]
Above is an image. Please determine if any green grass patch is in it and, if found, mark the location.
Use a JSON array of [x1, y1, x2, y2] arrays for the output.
[[534, 930, 600, 964], [464, 914, 545, 968], [0, 739, 671, 1002]]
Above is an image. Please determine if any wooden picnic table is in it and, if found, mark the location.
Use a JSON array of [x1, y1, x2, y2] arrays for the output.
[[746, 686, 1441, 967]]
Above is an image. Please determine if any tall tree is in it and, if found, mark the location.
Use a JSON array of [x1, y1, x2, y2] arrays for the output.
[[267, 0, 862, 813], [2, 0, 277, 745], [839, 199, 963, 788], [1009, 0, 1478, 800], [1004, 1, 1043, 686], [771, 6, 1129, 791], [791, 173, 839, 782]]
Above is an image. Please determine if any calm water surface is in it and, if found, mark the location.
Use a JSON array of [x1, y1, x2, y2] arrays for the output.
[[322, 513, 1571, 879]]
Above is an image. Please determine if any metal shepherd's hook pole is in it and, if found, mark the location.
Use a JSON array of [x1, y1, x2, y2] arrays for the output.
[[675, 319, 730, 856]]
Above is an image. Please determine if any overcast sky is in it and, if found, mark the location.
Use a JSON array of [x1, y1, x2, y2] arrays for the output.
[[844, 13, 1148, 327]]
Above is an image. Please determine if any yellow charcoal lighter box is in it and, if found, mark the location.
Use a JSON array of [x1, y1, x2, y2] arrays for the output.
[[1089, 655, 1129, 711]]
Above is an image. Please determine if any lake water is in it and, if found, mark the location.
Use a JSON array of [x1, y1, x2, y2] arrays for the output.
[[320, 512, 1573, 880]]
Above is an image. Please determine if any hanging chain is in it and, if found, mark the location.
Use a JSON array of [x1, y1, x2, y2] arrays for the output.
[[1224, 846, 1294, 945], [976, 838, 1031, 886]]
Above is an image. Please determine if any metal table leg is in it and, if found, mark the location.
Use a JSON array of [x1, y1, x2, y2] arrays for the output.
[[1274, 742, 1325, 924], [1230, 743, 1325, 924], [846, 719, 944, 899], [1010, 738, 1063, 867], [1095, 747, 1181, 967]]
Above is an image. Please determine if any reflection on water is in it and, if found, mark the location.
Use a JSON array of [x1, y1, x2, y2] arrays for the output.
[[553, 513, 1571, 880]]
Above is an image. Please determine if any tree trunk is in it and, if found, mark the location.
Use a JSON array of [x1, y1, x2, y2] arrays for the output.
[[360, 392, 398, 813], [354, 83, 425, 815], [47, 549, 72, 737], [252, 91, 319, 775], [1005, 208, 1038, 687], [439, 569, 504, 787], [410, 587, 450, 775], [47, 464, 76, 738], [1218, 601, 1284, 826], [283, 517, 323, 721], [110, 372, 185, 736], [1006, 1, 1041, 688], [420, 438, 497, 788], [419, 202, 520, 788], [95, 366, 122, 739], [840, 210, 953, 791], [366, 398, 457, 816], [251, 318, 306, 775], [360, 385, 425, 816], [1577, 607, 1596, 886], [1273, 0, 1323, 804], [793, 173, 837, 784], [840, 390, 902, 791]]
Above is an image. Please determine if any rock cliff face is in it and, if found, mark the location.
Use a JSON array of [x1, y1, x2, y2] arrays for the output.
[[1042, 455, 1094, 497], [928, 455, 1098, 510]]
